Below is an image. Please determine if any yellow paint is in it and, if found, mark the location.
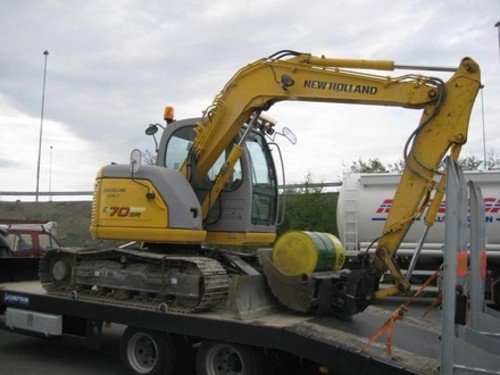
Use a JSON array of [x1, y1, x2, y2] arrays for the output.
[[94, 178, 168, 228], [93, 226, 207, 244], [205, 231, 276, 245], [273, 232, 319, 276], [375, 286, 400, 299], [272, 231, 345, 276], [373, 58, 480, 293]]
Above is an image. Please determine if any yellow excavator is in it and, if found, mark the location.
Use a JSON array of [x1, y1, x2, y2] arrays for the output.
[[39, 51, 481, 318]]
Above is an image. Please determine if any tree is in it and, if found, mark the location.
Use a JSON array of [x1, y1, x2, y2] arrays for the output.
[[458, 154, 483, 171], [348, 152, 497, 174], [486, 149, 500, 170], [388, 159, 405, 173], [349, 158, 388, 173], [142, 149, 157, 166], [279, 173, 338, 236]]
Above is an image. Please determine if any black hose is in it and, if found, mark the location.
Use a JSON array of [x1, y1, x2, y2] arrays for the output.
[[267, 50, 303, 60], [403, 77, 446, 178]]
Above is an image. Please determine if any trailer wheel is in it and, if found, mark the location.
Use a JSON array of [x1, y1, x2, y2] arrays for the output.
[[121, 327, 177, 375], [196, 340, 263, 375]]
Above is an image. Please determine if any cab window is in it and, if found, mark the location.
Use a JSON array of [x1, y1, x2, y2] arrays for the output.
[[245, 135, 277, 226], [39, 234, 59, 252], [7, 233, 33, 252], [165, 125, 242, 191], [164, 126, 195, 170]]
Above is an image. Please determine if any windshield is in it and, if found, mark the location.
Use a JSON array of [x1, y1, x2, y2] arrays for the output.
[[164, 125, 242, 190], [245, 135, 277, 226]]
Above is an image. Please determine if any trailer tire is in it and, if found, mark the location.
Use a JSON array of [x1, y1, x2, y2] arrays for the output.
[[121, 327, 177, 375], [196, 340, 263, 375]]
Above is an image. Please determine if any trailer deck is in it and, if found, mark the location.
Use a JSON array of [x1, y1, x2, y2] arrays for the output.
[[0, 281, 440, 374]]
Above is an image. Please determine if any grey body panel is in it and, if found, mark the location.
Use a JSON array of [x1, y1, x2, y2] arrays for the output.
[[101, 165, 202, 230]]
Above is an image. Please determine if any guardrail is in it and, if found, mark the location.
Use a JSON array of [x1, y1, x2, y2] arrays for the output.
[[0, 191, 93, 196], [0, 182, 343, 198]]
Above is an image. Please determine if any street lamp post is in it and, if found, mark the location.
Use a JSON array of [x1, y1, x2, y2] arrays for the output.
[[35, 50, 49, 202], [496, 22, 500, 59], [49, 145, 53, 202]]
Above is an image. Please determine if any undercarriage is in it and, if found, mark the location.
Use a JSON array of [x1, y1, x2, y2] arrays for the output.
[[39, 246, 375, 319], [39, 247, 230, 313]]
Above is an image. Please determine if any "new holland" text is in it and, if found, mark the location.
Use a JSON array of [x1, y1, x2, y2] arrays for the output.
[[304, 80, 378, 95]]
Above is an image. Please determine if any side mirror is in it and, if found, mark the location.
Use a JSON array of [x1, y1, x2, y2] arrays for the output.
[[130, 149, 142, 174], [145, 124, 159, 136], [282, 127, 297, 144]]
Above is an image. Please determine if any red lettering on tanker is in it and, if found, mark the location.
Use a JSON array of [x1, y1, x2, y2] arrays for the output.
[[373, 198, 499, 222], [376, 199, 393, 213], [484, 197, 500, 213]]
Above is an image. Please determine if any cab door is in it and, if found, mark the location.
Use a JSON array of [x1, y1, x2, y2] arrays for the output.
[[6, 232, 35, 257], [156, 118, 277, 245]]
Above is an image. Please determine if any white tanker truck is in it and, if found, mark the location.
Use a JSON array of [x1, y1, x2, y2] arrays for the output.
[[337, 171, 500, 302]]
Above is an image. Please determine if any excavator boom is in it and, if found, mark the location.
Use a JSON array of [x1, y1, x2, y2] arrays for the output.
[[183, 51, 480, 294]]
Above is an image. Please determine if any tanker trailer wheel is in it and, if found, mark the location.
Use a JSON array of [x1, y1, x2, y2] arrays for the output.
[[120, 326, 177, 375], [196, 340, 263, 375]]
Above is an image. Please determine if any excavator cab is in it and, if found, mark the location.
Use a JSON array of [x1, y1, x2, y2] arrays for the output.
[[90, 116, 279, 247], [156, 117, 278, 246]]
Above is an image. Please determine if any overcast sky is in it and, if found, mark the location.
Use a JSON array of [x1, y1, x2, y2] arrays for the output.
[[1, 0, 499, 199]]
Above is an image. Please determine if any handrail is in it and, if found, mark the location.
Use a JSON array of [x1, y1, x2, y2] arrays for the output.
[[0, 182, 343, 197]]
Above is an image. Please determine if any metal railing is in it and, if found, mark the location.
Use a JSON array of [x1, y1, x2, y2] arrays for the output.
[[0, 191, 93, 196], [0, 181, 343, 198]]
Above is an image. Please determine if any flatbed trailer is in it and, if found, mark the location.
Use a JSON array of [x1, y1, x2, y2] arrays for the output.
[[0, 281, 440, 375]]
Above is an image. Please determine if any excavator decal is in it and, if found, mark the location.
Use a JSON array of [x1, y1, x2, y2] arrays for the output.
[[303, 80, 378, 94]]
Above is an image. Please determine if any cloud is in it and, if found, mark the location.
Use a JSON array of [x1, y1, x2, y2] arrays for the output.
[[0, 159, 18, 168], [1, 0, 499, 190], [0, 95, 109, 192]]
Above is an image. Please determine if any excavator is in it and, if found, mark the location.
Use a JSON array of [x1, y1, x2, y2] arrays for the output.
[[39, 51, 481, 318]]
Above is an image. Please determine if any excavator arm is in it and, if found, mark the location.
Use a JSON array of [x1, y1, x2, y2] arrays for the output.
[[186, 51, 481, 297]]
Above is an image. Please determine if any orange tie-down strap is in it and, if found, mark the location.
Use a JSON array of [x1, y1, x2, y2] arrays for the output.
[[362, 267, 442, 358], [457, 251, 468, 277], [480, 250, 487, 280], [420, 293, 442, 319]]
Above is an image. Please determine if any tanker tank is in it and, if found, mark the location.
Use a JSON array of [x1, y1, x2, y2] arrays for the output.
[[337, 171, 500, 272]]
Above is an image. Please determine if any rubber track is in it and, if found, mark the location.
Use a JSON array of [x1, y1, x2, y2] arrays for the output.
[[40, 248, 230, 313]]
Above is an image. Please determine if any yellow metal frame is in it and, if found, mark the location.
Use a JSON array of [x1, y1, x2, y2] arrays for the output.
[[205, 232, 276, 246], [92, 226, 207, 244]]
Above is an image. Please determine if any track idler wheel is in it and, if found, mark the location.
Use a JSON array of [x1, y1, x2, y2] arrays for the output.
[[39, 250, 73, 292]]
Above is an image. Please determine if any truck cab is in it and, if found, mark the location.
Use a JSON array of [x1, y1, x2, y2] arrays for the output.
[[0, 223, 60, 258]]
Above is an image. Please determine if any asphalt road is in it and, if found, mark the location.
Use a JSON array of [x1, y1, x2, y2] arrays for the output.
[[0, 317, 124, 375], [0, 298, 442, 375]]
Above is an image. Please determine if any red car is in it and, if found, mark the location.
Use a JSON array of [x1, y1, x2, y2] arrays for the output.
[[1, 223, 60, 258], [0, 223, 60, 282]]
